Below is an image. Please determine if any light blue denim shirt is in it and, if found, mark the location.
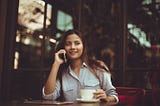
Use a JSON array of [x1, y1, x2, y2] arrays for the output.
[[42, 63, 118, 102]]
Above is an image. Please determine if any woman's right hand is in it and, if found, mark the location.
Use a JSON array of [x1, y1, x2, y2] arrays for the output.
[[44, 49, 67, 95], [54, 49, 66, 64]]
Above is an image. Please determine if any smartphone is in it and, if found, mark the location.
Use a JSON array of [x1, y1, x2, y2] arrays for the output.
[[59, 53, 67, 63]]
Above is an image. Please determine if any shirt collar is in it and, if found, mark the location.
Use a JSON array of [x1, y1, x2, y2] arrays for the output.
[[68, 62, 88, 72]]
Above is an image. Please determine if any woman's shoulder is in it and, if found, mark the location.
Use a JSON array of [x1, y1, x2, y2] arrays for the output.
[[94, 60, 110, 73], [95, 68, 111, 82], [96, 68, 111, 76]]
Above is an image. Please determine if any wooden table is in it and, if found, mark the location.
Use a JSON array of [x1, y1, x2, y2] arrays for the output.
[[0, 100, 125, 106]]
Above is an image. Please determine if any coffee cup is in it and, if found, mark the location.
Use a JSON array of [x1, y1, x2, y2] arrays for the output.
[[80, 89, 96, 100]]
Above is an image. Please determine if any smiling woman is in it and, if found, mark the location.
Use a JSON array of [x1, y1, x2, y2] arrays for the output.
[[42, 29, 119, 103], [2, 0, 160, 103]]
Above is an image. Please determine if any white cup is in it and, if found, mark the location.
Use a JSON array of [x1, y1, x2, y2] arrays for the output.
[[80, 89, 96, 100]]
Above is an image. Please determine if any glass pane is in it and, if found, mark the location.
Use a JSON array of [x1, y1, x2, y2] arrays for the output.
[[81, 0, 121, 70], [57, 10, 73, 31], [15, 0, 122, 71], [127, 0, 160, 69], [14, 0, 52, 69]]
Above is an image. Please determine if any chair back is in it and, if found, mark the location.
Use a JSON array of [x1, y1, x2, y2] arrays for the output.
[[116, 87, 146, 105]]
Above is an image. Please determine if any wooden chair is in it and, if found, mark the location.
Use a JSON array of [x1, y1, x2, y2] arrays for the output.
[[116, 87, 146, 105]]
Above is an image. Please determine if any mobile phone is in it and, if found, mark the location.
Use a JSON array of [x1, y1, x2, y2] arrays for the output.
[[59, 53, 67, 63]]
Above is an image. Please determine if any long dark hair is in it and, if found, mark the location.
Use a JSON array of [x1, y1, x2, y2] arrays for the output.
[[55, 29, 110, 101]]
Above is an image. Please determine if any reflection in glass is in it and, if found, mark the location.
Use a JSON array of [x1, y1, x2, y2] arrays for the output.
[[57, 10, 73, 31], [15, 0, 53, 69], [127, 0, 160, 69]]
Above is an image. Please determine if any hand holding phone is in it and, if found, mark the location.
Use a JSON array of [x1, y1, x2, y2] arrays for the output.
[[59, 53, 67, 63]]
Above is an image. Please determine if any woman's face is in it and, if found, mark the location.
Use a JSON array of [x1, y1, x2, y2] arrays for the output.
[[64, 34, 83, 60]]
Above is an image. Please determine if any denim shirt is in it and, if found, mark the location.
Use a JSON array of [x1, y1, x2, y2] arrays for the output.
[[42, 63, 118, 102]]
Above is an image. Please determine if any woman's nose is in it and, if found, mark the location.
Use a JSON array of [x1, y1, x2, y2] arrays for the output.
[[71, 44, 76, 49]]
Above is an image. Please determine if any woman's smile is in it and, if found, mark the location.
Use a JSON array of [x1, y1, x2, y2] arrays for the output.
[[65, 34, 83, 60]]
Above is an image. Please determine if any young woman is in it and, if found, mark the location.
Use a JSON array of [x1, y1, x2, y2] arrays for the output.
[[42, 29, 118, 102]]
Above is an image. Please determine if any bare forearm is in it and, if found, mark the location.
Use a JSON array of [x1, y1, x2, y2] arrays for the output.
[[44, 62, 60, 95]]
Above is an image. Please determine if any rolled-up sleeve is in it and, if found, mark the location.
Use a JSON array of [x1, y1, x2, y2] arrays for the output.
[[101, 72, 119, 102], [42, 80, 60, 100]]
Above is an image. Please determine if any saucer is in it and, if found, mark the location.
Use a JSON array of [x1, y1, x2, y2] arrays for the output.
[[76, 98, 99, 103]]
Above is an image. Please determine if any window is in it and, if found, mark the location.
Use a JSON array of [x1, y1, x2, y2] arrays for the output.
[[127, 0, 160, 69]]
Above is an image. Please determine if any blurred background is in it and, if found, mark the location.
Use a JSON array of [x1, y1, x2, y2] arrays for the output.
[[0, 0, 160, 104]]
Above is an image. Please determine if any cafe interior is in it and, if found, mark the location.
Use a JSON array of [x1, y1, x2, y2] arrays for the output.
[[0, 0, 160, 105]]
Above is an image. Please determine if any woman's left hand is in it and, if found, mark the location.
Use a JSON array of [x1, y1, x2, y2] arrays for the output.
[[93, 89, 107, 100]]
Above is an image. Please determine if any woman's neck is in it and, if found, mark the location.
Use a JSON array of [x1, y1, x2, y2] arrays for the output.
[[70, 59, 83, 75]]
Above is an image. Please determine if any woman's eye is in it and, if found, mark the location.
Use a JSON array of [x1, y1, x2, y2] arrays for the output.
[[65, 41, 82, 46], [75, 42, 81, 45]]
